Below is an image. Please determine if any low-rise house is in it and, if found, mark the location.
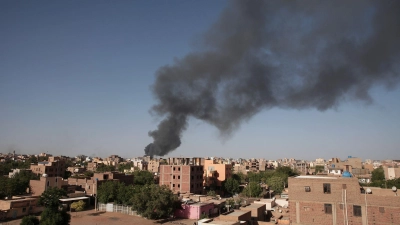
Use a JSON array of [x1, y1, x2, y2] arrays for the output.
[[0, 196, 42, 219], [218, 210, 251, 223], [240, 203, 266, 221], [30, 176, 69, 196], [174, 201, 215, 219], [198, 218, 240, 225]]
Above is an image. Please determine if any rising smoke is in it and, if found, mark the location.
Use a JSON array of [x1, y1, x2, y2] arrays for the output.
[[145, 0, 400, 157]]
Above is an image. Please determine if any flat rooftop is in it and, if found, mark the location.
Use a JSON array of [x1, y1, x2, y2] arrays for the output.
[[295, 175, 338, 179]]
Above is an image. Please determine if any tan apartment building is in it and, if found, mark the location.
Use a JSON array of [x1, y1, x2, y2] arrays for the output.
[[383, 166, 400, 180], [0, 196, 42, 220], [159, 165, 204, 194], [30, 176, 69, 196], [204, 159, 232, 191], [30, 156, 66, 177], [289, 175, 400, 225]]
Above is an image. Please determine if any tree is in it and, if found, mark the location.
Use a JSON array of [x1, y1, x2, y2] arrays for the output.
[[225, 198, 235, 211], [207, 190, 217, 197], [70, 200, 86, 216], [315, 165, 325, 174], [97, 181, 119, 203], [232, 172, 246, 184], [40, 208, 71, 225], [133, 170, 154, 186], [38, 187, 67, 209], [131, 184, 178, 219], [371, 167, 385, 182], [275, 166, 298, 177], [118, 162, 133, 172], [224, 178, 240, 196], [267, 175, 286, 194], [84, 171, 94, 177], [20, 215, 40, 225], [38, 187, 70, 225], [242, 182, 262, 197]]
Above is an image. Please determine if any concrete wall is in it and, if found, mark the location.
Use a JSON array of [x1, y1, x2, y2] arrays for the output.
[[288, 176, 400, 225]]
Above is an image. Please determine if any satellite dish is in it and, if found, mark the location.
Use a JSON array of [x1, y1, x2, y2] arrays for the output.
[[42, 174, 48, 177], [366, 188, 372, 194], [392, 186, 397, 192]]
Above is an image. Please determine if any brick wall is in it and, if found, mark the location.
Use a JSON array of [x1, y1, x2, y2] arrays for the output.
[[160, 165, 204, 194], [289, 176, 400, 225]]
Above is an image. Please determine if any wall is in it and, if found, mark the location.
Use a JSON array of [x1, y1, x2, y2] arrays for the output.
[[288, 176, 400, 225]]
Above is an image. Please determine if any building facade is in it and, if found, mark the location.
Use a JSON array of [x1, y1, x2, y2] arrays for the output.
[[159, 165, 204, 194], [289, 176, 400, 225]]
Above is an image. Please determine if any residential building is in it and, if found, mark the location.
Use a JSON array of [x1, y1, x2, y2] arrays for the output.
[[383, 166, 400, 180], [204, 159, 233, 192], [174, 202, 215, 219], [30, 176, 69, 196], [30, 157, 66, 177], [288, 175, 400, 225], [0, 196, 42, 220], [159, 165, 204, 194]]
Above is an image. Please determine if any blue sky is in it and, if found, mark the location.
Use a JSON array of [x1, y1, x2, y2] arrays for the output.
[[1, 1, 399, 160]]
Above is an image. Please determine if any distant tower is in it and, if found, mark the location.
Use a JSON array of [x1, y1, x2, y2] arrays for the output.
[[13, 150, 15, 160]]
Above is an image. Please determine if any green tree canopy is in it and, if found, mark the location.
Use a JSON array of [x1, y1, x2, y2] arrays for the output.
[[70, 200, 86, 212], [40, 208, 70, 225], [242, 182, 262, 197], [275, 166, 298, 177], [266, 175, 286, 194], [315, 165, 325, 174], [207, 190, 217, 197], [133, 170, 154, 186], [131, 184, 178, 219], [38, 187, 67, 209], [97, 181, 119, 203], [20, 215, 40, 225], [39, 187, 70, 225], [118, 162, 133, 172], [224, 177, 240, 196], [371, 167, 385, 182]]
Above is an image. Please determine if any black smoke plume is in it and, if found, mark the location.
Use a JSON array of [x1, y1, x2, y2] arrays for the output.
[[145, 0, 400, 157]]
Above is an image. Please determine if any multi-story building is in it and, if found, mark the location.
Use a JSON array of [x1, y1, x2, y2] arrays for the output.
[[30, 156, 66, 177], [383, 166, 400, 180], [159, 165, 204, 194], [289, 175, 400, 225], [204, 159, 232, 192], [30, 176, 69, 196]]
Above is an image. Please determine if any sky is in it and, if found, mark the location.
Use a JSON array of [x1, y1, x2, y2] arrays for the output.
[[1, 1, 399, 160]]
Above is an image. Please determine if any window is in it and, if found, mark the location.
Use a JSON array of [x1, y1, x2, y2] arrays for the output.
[[323, 183, 331, 194], [305, 186, 311, 192], [173, 175, 175, 179], [324, 204, 332, 214], [178, 176, 180, 179], [342, 184, 347, 189], [178, 167, 181, 171], [353, 205, 362, 217], [191, 185, 193, 188], [178, 184, 180, 188], [173, 184, 175, 187], [191, 176, 194, 180], [339, 204, 344, 210], [173, 167, 175, 171], [379, 207, 385, 213], [22, 208, 26, 213]]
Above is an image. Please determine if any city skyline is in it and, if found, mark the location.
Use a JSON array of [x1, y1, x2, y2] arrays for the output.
[[1, 1, 399, 160]]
